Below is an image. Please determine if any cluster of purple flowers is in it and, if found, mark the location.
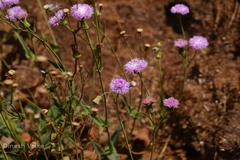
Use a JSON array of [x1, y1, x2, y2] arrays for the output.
[[49, 9, 65, 26], [48, 3, 93, 26], [0, 0, 19, 10], [171, 4, 209, 50], [0, 0, 27, 21], [174, 36, 208, 50], [110, 58, 148, 94]]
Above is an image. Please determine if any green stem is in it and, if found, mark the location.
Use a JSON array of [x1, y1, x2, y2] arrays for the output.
[[2, 19, 65, 71], [114, 95, 134, 160], [72, 58, 78, 78], [179, 55, 187, 101], [96, 29, 128, 79], [36, 0, 57, 44], [0, 142, 9, 160], [130, 73, 144, 134], [83, 27, 111, 144], [150, 112, 168, 160], [124, 36, 135, 58], [150, 125, 159, 160], [179, 17, 185, 39], [0, 111, 30, 160], [36, 127, 49, 160], [138, 73, 150, 96]]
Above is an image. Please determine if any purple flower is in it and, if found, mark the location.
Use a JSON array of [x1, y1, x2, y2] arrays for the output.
[[6, 6, 28, 21], [0, 1, 4, 10], [124, 58, 148, 74], [170, 4, 189, 15], [110, 78, 130, 94], [174, 39, 188, 48], [189, 36, 208, 50], [143, 97, 156, 106], [70, 3, 93, 21], [0, 0, 19, 9], [163, 97, 179, 108], [49, 10, 65, 26]]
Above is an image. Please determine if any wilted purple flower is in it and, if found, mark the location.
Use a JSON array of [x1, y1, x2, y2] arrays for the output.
[[43, 3, 61, 12], [0, 0, 19, 9], [110, 78, 130, 94], [189, 36, 208, 50], [124, 58, 148, 74], [170, 4, 189, 15], [143, 97, 156, 106], [174, 39, 188, 48], [70, 3, 93, 21], [163, 97, 179, 108], [6, 6, 28, 21], [49, 10, 65, 26]]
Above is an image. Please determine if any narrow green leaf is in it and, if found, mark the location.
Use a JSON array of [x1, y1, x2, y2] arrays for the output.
[[48, 60, 65, 71], [49, 42, 60, 57], [104, 142, 121, 160], [15, 32, 36, 61], [111, 124, 122, 145], [92, 142, 105, 160]]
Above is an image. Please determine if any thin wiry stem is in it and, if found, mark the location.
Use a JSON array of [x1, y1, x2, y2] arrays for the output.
[[83, 25, 111, 145], [0, 137, 9, 160], [37, 0, 57, 44], [114, 95, 134, 160], [179, 17, 185, 39]]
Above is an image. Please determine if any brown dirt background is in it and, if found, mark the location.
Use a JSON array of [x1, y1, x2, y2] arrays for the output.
[[1, 0, 240, 160]]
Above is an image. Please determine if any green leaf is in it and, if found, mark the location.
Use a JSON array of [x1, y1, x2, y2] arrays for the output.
[[41, 133, 51, 149], [93, 95, 102, 104], [104, 142, 121, 160], [90, 116, 108, 127], [49, 42, 60, 57], [121, 96, 132, 112], [111, 125, 122, 145], [39, 119, 47, 134], [92, 142, 105, 160], [47, 105, 61, 119], [48, 59, 65, 71], [130, 109, 142, 119], [4, 154, 25, 160], [15, 32, 36, 61]]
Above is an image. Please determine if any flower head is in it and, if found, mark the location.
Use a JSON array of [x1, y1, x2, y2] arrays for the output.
[[70, 3, 93, 21], [49, 10, 65, 26], [0, 0, 19, 10], [189, 36, 208, 50], [174, 39, 188, 48], [110, 78, 130, 94], [6, 6, 27, 21], [124, 58, 148, 74], [143, 97, 156, 106], [0, 1, 4, 10], [43, 3, 61, 12], [163, 97, 179, 108], [170, 4, 189, 15]]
